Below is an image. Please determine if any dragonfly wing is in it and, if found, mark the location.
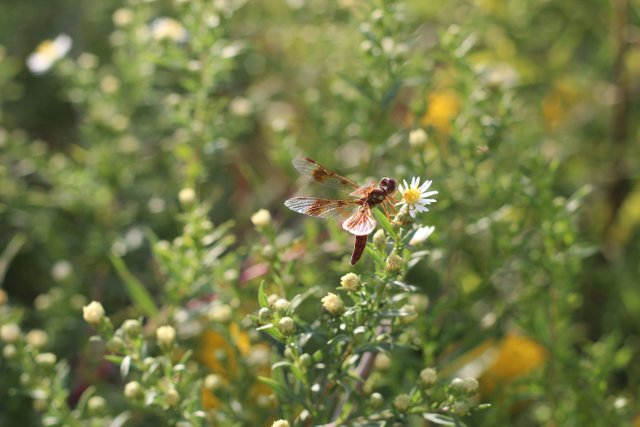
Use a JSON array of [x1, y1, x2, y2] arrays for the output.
[[342, 205, 376, 236], [284, 197, 359, 220], [292, 157, 360, 193]]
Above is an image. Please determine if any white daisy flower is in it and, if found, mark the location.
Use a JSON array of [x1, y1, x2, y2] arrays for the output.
[[26, 34, 72, 74], [397, 176, 438, 218]]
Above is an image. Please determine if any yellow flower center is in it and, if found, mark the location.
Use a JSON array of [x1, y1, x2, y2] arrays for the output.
[[403, 188, 421, 204], [36, 40, 58, 59]]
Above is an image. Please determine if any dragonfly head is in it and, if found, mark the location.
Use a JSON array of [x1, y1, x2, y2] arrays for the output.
[[379, 177, 397, 195]]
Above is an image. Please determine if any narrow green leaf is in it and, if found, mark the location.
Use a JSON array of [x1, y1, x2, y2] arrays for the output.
[[110, 254, 158, 317], [372, 208, 397, 240], [0, 234, 26, 286], [258, 376, 290, 399], [364, 244, 385, 267], [258, 280, 268, 308]]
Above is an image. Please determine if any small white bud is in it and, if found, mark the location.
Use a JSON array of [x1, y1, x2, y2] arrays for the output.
[[394, 393, 411, 412], [251, 209, 272, 228], [124, 381, 143, 399], [321, 293, 344, 315], [0, 323, 21, 343], [273, 298, 290, 313], [82, 301, 105, 326], [26, 330, 48, 349], [87, 396, 107, 414], [339, 273, 361, 292], [36, 352, 57, 368], [178, 188, 196, 206], [419, 367, 437, 387], [278, 317, 295, 335], [156, 325, 176, 350], [165, 387, 180, 406], [204, 374, 223, 391], [408, 128, 428, 147]]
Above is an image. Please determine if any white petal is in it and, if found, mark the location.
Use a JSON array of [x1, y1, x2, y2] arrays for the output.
[[52, 34, 72, 58], [27, 53, 52, 74], [418, 180, 432, 192]]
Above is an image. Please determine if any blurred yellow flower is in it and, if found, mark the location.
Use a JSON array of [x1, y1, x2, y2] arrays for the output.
[[199, 323, 272, 410], [421, 90, 460, 135], [541, 79, 583, 129], [481, 333, 547, 395]]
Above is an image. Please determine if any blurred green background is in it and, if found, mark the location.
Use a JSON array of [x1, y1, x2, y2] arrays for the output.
[[1, 0, 639, 425]]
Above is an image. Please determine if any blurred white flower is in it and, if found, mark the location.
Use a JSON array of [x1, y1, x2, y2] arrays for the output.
[[408, 128, 428, 147], [150, 17, 188, 42], [409, 225, 435, 245], [397, 177, 438, 218], [251, 209, 272, 228], [27, 34, 72, 74], [51, 260, 72, 282]]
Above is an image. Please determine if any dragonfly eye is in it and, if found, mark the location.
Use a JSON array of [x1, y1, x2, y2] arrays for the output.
[[380, 177, 396, 194], [386, 178, 397, 194]]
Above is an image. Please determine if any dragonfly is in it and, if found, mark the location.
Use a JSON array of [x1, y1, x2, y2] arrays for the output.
[[284, 157, 397, 265]]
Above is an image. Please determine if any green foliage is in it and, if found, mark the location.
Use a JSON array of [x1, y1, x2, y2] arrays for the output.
[[1, 0, 639, 426]]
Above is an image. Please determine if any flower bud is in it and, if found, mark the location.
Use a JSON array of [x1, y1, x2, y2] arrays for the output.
[[399, 304, 417, 324], [82, 301, 105, 326], [273, 298, 290, 313], [251, 209, 272, 228], [87, 395, 107, 415], [462, 377, 479, 395], [339, 273, 361, 292], [124, 381, 143, 399], [419, 367, 437, 388], [450, 377, 465, 393], [204, 374, 223, 391], [271, 420, 290, 427], [394, 393, 411, 412], [0, 323, 21, 343], [451, 400, 469, 416], [165, 387, 180, 406], [321, 293, 344, 315], [258, 307, 272, 323], [278, 317, 295, 335], [374, 353, 391, 371], [26, 329, 48, 349], [122, 319, 141, 338], [207, 304, 232, 323], [385, 254, 403, 273], [156, 325, 176, 351], [2, 344, 17, 359], [299, 353, 313, 368], [107, 336, 125, 353], [35, 352, 57, 368], [409, 128, 428, 147], [178, 187, 196, 206], [369, 392, 384, 408], [372, 229, 386, 250]]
